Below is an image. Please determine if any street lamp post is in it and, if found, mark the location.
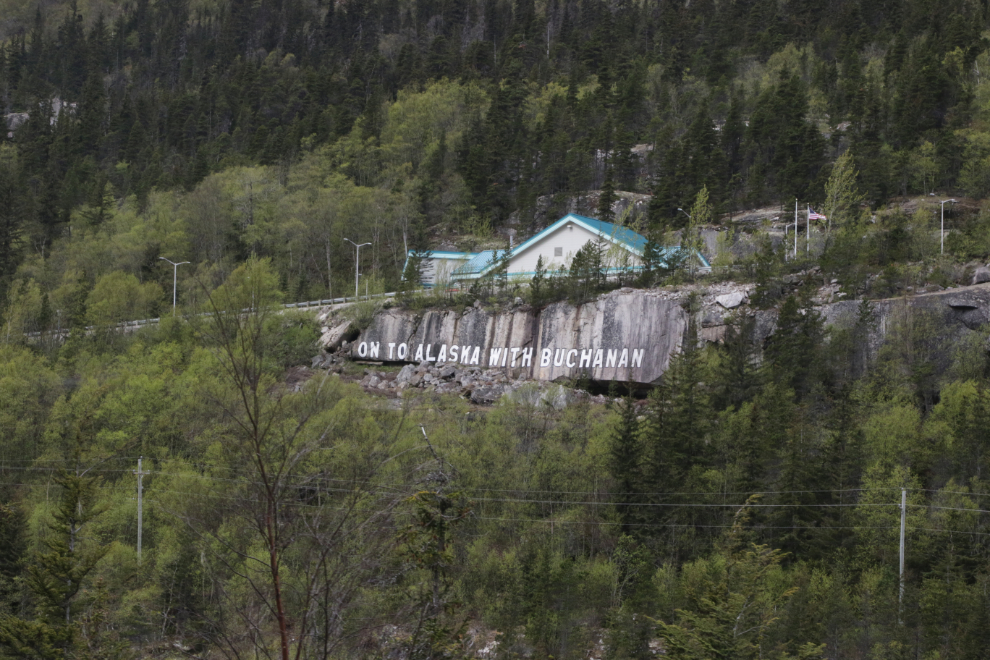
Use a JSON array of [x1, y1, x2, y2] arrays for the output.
[[159, 257, 190, 313], [940, 199, 957, 255], [676, 208, 696, 276], [343, 238, 372, 299]]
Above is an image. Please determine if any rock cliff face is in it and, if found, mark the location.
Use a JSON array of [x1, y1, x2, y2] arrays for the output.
[[349, 289, 689, 384], [338, 282, 990, 386]]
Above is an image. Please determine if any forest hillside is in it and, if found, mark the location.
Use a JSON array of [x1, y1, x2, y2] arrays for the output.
[[3, 1, 990, 659]]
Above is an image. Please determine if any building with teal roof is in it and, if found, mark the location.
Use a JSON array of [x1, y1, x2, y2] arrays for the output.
[[407, 213, 710, 288]]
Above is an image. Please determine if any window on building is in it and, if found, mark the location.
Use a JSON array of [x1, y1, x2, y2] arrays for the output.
[[554, 247, 563, 257]]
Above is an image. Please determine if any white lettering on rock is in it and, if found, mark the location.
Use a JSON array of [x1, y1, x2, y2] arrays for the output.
[[355, 332, 652, 378]]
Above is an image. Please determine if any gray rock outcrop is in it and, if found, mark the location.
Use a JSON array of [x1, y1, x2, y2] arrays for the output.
[[349, 289, 690, 384], [330, 280, 990, 388]]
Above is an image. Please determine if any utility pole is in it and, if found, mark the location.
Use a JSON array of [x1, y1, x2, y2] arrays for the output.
[[134, 456, 150, 564], [899, 487, 906, 624], [344, 238, 372, 299], [794, 199, 798, 259], [940, 199, 956, 255]]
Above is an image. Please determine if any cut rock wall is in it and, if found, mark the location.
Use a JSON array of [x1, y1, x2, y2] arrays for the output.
[[348, 289, 688, 384], [334, 281, 990, 386]]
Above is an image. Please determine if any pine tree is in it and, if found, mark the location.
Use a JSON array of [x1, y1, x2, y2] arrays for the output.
[[0, 466, 108, 659], [713, 315, 763, 411], [28, 470, 108, 626], [0, 149, 26, 303], [765, 295, 827, 401], [643, 309, 711, 553], [610, 396, 644, 535]]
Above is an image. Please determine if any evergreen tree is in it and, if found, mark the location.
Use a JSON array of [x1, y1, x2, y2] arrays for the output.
[[643, 308, 712, 555], [765, 295, 827, 401], [0, 467, 107, 659], [0, 149, 26, 304], [530, 254, 548, 306], [610, 396, 644, 535], [713, 315, 763, 411]]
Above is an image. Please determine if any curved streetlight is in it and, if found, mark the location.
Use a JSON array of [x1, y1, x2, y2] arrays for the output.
[[344, 238, 372, 299], [159, 257, 190, 314], [940, 199, 956, 255], [676, 207, 692, 221]]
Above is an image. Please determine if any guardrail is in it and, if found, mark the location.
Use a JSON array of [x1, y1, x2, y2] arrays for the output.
[[22, 291, 397, 339]]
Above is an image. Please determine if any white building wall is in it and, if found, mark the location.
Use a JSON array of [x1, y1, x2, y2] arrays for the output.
[[509, 222, 641, 275]]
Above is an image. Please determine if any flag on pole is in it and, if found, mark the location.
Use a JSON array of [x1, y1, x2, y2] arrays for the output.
[[808, 208, 827, 221]]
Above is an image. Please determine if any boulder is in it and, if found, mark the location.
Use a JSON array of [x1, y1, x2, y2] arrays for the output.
[[396, 364, 416, 384], [973, 266, 990, 285], [716, 291, 748, 309], [320, 320, 353, 351]]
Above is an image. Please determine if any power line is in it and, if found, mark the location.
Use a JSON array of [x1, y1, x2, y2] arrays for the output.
[[8, 465, 990, 516]]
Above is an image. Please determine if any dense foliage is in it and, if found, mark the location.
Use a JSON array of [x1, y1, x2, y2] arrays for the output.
[[4, 1, 990, 658], [3, 0, 990, 309], [2, 258, 990, 659]]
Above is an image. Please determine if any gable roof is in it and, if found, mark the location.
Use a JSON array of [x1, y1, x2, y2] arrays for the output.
[[510, 213, 648, 260]]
